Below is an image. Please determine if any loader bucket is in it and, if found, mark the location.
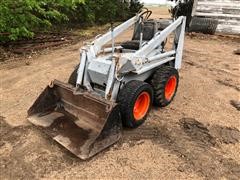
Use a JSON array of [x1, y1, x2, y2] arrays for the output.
[[27, 80, 122, 160]]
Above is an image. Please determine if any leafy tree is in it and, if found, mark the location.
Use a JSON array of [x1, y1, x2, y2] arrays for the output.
[[0, 0, 85, 41], [0, 0, 143, 42]]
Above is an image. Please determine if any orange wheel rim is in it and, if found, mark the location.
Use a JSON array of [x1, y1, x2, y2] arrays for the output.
[[165, 75, 177, 101], [133, 92, 151, 121]]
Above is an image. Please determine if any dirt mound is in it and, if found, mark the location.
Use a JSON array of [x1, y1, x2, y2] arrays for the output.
[[176, 118, 240, 179], [179, 118, 240, 146], [179, 118, 216, 146]]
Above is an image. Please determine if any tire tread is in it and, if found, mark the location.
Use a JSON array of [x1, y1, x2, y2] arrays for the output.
[[150, 66, 179, 107], [118, 80, 153, 128]]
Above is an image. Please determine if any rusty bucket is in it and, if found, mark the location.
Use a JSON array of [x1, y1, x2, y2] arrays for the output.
[[27, 80, 122, 160]]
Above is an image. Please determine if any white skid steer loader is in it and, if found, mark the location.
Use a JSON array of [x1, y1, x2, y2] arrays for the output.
[[28, 9, 186, 160]]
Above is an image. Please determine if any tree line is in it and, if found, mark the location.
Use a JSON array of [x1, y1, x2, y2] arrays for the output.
[[0, 0, 143, 42]]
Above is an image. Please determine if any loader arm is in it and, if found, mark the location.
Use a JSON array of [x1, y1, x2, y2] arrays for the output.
[[134, 16, 184, 57], [76, 14, 141, 88], [132, 16, 186, 69], [118, 16, 186, 77], [92, 15, 140, 56]]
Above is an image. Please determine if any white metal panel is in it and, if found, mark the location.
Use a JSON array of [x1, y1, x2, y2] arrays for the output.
[[193, 0, 240, 34]]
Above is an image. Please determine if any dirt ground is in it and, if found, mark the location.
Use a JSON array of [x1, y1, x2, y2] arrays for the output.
[[1, 7, 240, 179]]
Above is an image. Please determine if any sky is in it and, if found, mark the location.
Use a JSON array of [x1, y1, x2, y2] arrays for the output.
[[140, 0, 167, 4]]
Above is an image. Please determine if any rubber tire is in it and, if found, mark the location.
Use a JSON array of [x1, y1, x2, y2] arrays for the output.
[[68, 64, 79, 86], [189, 17, 218, 35], [117, 80, 153, 128], [150, 66, 179, 107]]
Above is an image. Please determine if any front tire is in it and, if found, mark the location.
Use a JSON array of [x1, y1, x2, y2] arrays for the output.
[[117, 80, 153, 128]]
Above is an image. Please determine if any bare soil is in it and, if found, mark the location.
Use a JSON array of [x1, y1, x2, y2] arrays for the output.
[[1, 7, 240, 179]]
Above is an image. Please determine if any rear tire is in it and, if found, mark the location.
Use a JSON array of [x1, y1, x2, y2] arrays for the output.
[[68, 64, 79, 86], [150, 66, 179, 107], [117, 80, 153, 128]]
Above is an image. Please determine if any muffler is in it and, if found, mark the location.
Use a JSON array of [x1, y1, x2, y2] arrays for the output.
[[27, 80, 122, 160]]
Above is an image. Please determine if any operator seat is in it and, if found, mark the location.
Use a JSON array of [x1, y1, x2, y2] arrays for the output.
[[121, 20, 155, 50]]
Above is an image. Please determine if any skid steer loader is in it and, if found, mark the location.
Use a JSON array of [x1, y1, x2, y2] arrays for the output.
[[28, 9, 186, 160]]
